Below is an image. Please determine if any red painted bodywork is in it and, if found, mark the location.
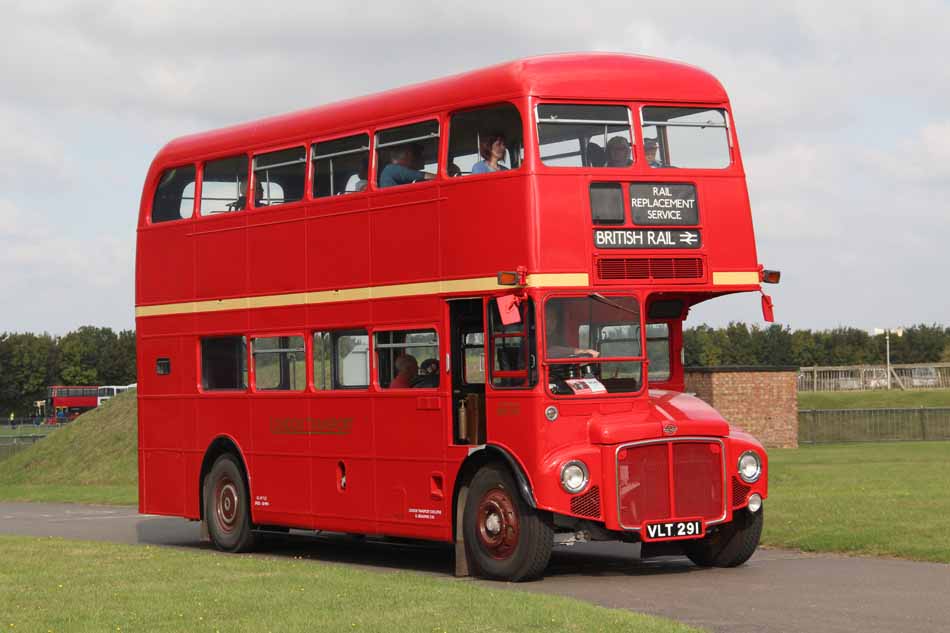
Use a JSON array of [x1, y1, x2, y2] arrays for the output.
[[136, 54, 769, 542]]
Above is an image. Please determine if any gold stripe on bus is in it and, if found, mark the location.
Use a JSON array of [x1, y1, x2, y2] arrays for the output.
[[135, 273, 590, 318], [712, 271, 760, 286]]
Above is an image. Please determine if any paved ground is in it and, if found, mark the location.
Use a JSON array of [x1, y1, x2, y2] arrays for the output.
[[2, 502, 949, 633]]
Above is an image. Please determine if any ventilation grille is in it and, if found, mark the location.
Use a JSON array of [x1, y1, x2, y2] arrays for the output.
[[732, 477, 751, 508], [570, 485, 601, 518], [597, 257, 704, 282]]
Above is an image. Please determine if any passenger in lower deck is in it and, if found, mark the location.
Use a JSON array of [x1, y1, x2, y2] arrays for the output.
[[389, 354, 418, 388]]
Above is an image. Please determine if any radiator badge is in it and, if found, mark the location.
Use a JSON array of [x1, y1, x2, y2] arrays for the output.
[[663, 424, 678, 435]]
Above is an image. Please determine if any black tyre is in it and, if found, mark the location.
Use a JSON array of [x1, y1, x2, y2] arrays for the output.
[[685, 507, 763, 568], [204, 454, 256, 552], [463, 463, 552, 581]]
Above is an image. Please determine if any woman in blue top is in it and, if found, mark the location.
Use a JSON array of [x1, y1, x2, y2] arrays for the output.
[[471, 132, 508, 174]]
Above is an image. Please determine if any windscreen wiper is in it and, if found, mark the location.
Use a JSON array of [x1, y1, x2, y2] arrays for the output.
[[589, 293, 640, 317]]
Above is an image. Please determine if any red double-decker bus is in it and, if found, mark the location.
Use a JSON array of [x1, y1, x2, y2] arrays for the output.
[[46, 385, 99, 421], [136, 53, 777, 581]]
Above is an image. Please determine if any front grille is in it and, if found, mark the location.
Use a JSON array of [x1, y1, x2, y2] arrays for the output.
[[570, 485, 601, 518], [617, 440, 725, 529], [597, 257, 704, 282], [732, 477, 751, 508]]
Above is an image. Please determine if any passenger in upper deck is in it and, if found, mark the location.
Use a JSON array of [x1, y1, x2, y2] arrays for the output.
[[471, 133, 508, 174], [379, 143, 434, 188], [644, 138, 663, 168], [606, 136, 632, 167]]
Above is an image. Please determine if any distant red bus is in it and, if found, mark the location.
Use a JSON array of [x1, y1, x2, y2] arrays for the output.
[[136, 53, 775, 580], [47, 385, 99, 421]]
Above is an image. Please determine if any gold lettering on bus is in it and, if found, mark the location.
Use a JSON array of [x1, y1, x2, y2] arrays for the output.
[[496, 402, 521, 417], [269, 417, 354, 435]]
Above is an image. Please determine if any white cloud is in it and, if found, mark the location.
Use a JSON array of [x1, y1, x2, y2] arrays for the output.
[[1, 1, 948, 331]]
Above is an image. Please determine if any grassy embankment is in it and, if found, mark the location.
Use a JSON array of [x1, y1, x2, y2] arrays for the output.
[[798, 388, 950, 410], [0, 535, 699, 633], [0, 390, 137, 504]]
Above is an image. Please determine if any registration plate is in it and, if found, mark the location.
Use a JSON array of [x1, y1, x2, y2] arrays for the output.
[[641, 519, 705, 542]]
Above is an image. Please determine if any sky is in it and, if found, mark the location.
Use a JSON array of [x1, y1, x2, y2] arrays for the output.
[[1, 0, 948, 335]]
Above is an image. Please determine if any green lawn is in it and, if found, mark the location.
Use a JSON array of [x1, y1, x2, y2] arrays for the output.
[[798, 388, 950, 410], [763, 441, 950, 562], [0, 535, 700, 633]]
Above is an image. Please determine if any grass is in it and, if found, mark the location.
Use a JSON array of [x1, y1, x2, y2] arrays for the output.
[[798, 388, 950, 410], [762, 441, 950, 562], [0, 535, 700, 633], [0, 390, 138, 505]]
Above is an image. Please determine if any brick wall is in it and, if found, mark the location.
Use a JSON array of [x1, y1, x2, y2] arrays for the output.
[[684, 366, 798, 449]]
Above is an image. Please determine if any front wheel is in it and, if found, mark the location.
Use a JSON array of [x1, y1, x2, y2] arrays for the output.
[[463, 464, 552, 581], [685, 507, 763, 568], [203, 454, 256, 552]]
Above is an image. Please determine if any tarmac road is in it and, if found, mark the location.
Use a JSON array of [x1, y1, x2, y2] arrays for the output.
[[2, 502, 949, 633]]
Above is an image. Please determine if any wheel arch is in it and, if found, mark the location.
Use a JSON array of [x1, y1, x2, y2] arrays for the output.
[[199, 435, 251, 521], [451, 444, 536, 541]]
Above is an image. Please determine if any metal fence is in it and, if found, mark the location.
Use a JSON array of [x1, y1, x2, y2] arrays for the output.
[[797, 363, 950, 392], [799, 408, 950, 444], [0, 434, 47, 461]]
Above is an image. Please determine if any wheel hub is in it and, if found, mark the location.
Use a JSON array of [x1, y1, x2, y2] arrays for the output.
[[476, 488, 520, 560], [215, 478, 239, 534]]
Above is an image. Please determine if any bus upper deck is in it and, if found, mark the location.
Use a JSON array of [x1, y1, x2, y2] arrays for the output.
[[137, 53, 769, 320]]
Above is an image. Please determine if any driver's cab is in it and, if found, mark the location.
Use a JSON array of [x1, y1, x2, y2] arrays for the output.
[[541, 293, 680, 397]]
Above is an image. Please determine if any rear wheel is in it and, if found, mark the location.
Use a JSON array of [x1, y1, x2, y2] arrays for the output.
[[685, 507, 763, 567], [204, 454, 256, 552], [463, 464, 552, 581]]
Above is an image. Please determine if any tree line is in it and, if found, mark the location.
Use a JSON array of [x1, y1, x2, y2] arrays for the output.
[[2, 323, 949, 417], [0, 327, 135, 418], [683, 323, 950, 368]]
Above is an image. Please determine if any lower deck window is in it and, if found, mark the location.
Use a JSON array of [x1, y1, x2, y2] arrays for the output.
[[252, 335, 305, 391], [201, 336, 247, 390], [375, 330, 439, 388]]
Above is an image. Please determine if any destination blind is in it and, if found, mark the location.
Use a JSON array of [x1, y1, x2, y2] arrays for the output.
[[593, 229, 702, 249], [630, 183, 699, 225]]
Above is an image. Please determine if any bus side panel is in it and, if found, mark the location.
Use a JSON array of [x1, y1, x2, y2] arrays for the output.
[[698, 178, 758, 270], [138, 333, 189, 517], [248, 206, 307, 295], [374, 393, 450, 540], [136, 224, 194, 305], [439, 177, 534, 277], [310, 394, 376, 533], [195, 214, 247, 300], [306, 210, 371, 290], [248, 396, 312, 527], [534, 176, 590, 272], [370, 189, 440, 287]]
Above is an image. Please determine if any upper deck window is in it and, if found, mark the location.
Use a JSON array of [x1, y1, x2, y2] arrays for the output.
[[641, 107, 730, 169], [253, 147, 306, 207], [537, 105, 633, 168], [200, 155, 249, 215], [151, 165, 196, 223], [376, 120, 439, 188], [312, 134, 370, 197], [448, 104, 523, 176]]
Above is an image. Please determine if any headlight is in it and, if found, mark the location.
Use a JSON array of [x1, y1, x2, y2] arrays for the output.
[[738, 451, 762, 483], [560, 460, 589, 494]]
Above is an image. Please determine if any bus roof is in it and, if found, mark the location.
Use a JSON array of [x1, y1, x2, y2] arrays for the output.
[[153, 53, 728, 165]]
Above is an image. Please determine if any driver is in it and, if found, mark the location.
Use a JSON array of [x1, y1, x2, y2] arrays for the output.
[[545, 303, 600, 358]]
